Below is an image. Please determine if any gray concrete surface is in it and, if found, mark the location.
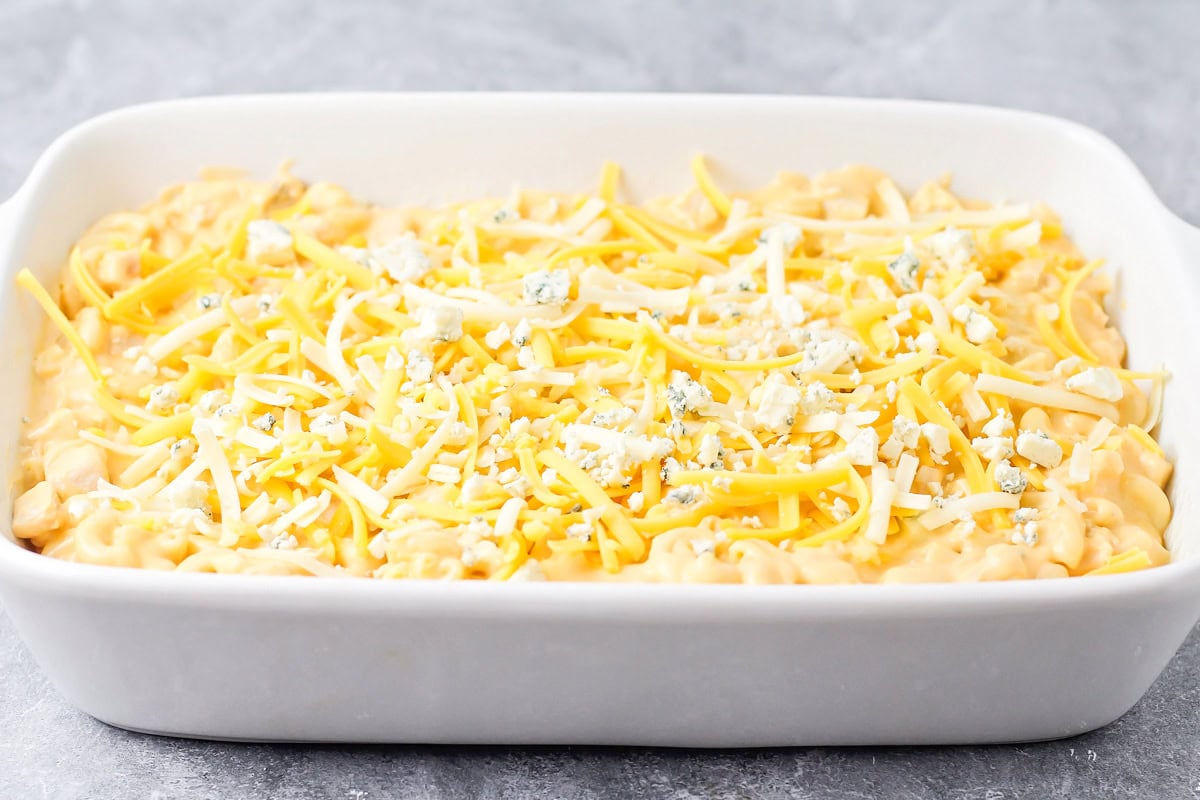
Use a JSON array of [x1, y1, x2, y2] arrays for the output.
[[1, 0, 1198, 797]]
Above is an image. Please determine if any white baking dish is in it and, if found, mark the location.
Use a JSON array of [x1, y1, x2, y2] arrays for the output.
[[1, 94, 1198, 746]]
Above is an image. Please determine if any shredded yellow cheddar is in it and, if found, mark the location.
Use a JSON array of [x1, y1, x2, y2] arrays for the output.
[[10, 160, 1173, 583]]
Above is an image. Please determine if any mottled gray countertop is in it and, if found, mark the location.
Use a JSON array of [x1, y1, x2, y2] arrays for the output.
[[2, 1, 1199, 797]]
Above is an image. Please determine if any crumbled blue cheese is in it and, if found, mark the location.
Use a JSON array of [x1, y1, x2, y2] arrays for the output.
[[665, 485, 702, 505], [522, 269, 571, 306], [310, 413, 348, 445], [252, 412, 277, 432], [772, 295, 808, 326], [590, 407, 635, 429], [167, 479, 211, 512], [406, 350, 434, 384], [669, 323, 693, 341], [879, 414, 921, 461], [843, 427, 880, 466], [464, 515, 493, 539], [666, 370, 712, 419], [269, 532, 299, 550], [374, 239, 433, 284], [982, 410, 1013, 438], [413, 305, 464, 343], [484, 322, 511, 350], [211, 403, 243, 437], [885, 380, 898, 403], [246, 221, 294, 265], [690, 539, 716, 556], [132, 354, 157, 376], [753, 373, 801, 433], [383, 349, 405, 372], [665, 420, 687, 438], [951, 304, 997, 344], [565, 522, 592, 541], [995, 459, 1028, 494], [497, 467, 531, 498], [563, 424, 673, 487], [214, 402, 241, 418], [1016, 429, 1063, 468], [971, 435, 1014, 462], [461, 474, 488, 504], [697, 433, 724, 469], [913, 330, 939, 352], [516, 346, 539, 370], [1013, 507, 1039, 524], [800, 381, 837, 415], [626, 491, 645, 512], [925, 226, 976, 270], [793, 331, 865, 374], [1010, 522, 1039, 546], [197, 292, 222, 310], [1064, 366, 1123, 402], [660, 456, 681, 482], [920, 423, 952, 464], [887, 249, 920, 292], [831, 497, 852, 522], [511, 318, 533, 347], [147, 383, 180, 411], [508, 417, 532, 440], [198, 390, 228, 414], [337, 245, 372, 267]]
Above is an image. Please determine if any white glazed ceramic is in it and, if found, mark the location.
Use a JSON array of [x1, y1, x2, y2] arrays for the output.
[[1, 94, 1198, 746]]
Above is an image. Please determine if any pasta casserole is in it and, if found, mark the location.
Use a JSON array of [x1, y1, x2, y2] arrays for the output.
[[10, 158, 1172, 582]]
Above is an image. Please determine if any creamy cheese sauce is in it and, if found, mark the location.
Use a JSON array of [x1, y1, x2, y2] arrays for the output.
[[11, 160, 1172, 583]]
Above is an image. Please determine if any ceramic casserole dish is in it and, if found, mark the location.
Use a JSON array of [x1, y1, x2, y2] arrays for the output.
[[0, 93, 1198, 746]]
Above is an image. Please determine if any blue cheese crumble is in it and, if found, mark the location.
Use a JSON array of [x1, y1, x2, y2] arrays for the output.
[[523, 269, 571, 306], [666, 370, 712, 419], [887, 248, 920, 292]]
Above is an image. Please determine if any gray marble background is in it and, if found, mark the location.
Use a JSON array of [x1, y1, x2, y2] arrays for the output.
[[2, 1, 1198, 797]]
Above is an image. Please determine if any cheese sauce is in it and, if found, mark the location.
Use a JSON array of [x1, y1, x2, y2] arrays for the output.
[[10, 160, 1172, 583]]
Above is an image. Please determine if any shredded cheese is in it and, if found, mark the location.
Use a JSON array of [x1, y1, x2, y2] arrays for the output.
[[975, 374, 1120, 422], [12, 158, 1170, 584], [919, 492, 1021, 530]]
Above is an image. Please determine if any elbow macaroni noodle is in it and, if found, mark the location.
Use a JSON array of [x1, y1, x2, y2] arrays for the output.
[[10, 158, 1172, 583]]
